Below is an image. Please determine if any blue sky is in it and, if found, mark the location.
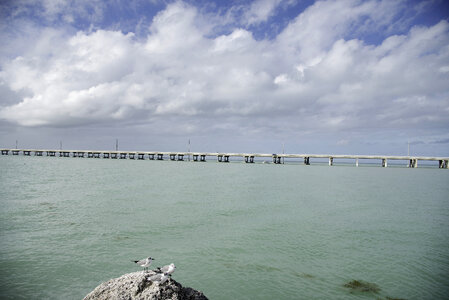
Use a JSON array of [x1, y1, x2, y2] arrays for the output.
[[0, 0, 448, 156]]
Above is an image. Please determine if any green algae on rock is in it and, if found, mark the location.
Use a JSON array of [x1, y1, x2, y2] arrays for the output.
[[343, 280, 381, 293]]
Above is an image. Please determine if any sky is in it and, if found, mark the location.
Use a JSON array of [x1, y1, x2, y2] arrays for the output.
[[0, 0, 448, 156]]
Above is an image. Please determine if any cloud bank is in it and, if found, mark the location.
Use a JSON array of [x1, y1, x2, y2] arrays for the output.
[[0, 0, 448, 154]]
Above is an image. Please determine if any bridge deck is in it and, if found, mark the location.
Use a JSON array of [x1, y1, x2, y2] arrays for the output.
[[1, 148, 448, 168]]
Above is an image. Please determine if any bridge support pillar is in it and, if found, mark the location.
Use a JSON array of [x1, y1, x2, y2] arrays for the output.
[[193, 155, 198, 161], [149, 154, 155, 160], [409, 159, 417, 168], [273, 155, 282, 164], [382, 158, 388, 167], [103, 153, 110, 158], [138, 153, 144, 160], [178, 154, 184, 161], [12, 150, 19, 155], [218, 155, 223, 162], [111, 153, 117, 159], [304, 157, 310, 165], [129, 153, 135, 159], [244, 156, 254, 163], [329, 157, 333, 166], [224, 155, 229, 162], [200, 155, 206, 162], [1, 150, 9, 155]]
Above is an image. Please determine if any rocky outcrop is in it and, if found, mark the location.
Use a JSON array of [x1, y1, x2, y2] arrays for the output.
[[83, 271, 208, 300]]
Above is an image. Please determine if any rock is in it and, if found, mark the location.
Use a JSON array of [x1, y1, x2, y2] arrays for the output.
[[343, 280, 380, 293], [83, 271, 208, 300]]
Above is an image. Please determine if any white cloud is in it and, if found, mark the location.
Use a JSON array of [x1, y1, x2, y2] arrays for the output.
[[0, 0, 448, 148], [2, 0, 106, 26], [244, 0, 283, 26]]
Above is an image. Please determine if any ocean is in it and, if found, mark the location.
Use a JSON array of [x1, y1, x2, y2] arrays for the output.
[[0, 156, 448, 299]]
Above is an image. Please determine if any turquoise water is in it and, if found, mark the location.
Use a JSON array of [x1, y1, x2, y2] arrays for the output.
[[0, 156, 448, 299]]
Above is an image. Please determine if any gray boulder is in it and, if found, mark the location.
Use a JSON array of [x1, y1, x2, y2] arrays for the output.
[[83, 271, 208, 300]]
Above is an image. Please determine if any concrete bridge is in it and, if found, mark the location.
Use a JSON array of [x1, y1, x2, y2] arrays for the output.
[[1, 148, 448, 169]]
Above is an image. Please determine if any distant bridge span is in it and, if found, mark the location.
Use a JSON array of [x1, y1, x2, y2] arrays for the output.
[[1, 148, 448, 168]]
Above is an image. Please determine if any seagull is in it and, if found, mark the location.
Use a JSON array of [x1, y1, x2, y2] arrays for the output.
[[148, 272, 170, 285], [132, 257, 155, 272], [156, 263, 176, 275]]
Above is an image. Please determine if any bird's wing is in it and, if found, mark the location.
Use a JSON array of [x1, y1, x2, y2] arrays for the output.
[[160, 265, 169, 272], [149, 274, 163, 281]]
